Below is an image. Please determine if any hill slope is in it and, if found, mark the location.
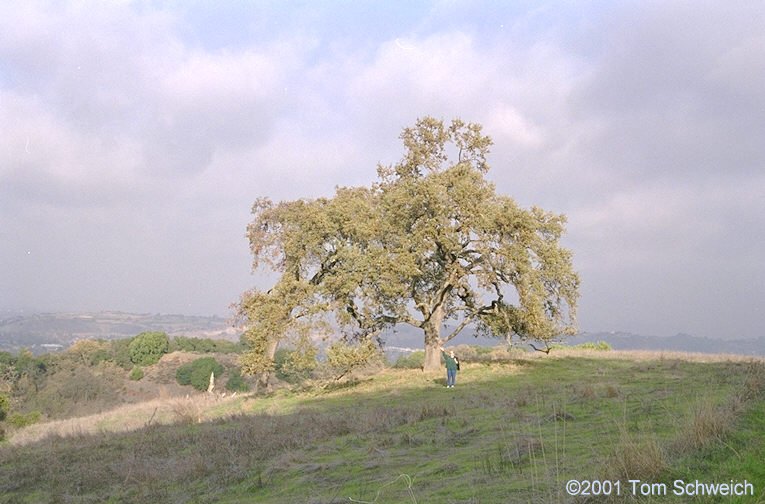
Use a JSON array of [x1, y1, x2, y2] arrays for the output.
[[1, 350, 763, 503]]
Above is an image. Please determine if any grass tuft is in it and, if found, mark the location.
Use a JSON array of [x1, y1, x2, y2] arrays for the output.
[[170, 398, 203, 425], [679, 397, 735, 451], [608, 428, 667, 481]]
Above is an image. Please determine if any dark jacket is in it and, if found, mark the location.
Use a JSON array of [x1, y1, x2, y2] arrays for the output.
[[442, 351, 458, 371]]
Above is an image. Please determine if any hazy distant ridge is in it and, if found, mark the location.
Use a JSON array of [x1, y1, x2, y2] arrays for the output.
[[0, 312, 238, 353], [1, 312, 762, 356], [380, 325, 764, 357], [569, 331, 764, 357]]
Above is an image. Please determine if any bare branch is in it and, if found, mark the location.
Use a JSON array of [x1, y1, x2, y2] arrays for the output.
[[529, 342, 553, 354]]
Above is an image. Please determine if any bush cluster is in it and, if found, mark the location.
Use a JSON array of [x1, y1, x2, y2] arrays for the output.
[[394, 351, 425, 369], [1, 393, 41, 438], [176, 357, 225, 391], [170, 336, 243, 354], [550, 341, 612, 351], [0, 332, 247, 424], [7, 411, 41, 428], [225, 368, 249, 392]]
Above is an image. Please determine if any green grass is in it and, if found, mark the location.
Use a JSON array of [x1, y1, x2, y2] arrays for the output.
[[1, 351, 762, 503]]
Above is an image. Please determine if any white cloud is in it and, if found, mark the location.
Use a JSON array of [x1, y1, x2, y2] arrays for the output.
[[484, 105, 544, 148]]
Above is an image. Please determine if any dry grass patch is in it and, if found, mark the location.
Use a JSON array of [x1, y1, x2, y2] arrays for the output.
[[608, 428, 667, 481], [575, 383, 597, 399], [8, 393, 244, 446], [545, 348, 765, 364], [741, 360, 765, 401], [680, 398, 734, 451], [170, 397, 204, 425], [675, 362, 765, 452]]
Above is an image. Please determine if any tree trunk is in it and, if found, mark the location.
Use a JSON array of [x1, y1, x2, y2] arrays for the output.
[[422, 307, 444, 371], [257, 336, 281, 390]]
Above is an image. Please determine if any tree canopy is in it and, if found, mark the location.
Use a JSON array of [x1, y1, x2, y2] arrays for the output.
[[128, 331, 170, 367], [239, 117, 579, 375]]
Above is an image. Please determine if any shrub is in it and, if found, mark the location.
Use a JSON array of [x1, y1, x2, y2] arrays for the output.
[[394, 351, 425, 369], [225, 368, 249, 392], [171, 336, 243, 354], [129, 332, 170, 366], [172, 336, 212, 353], [90, 348, 112, 366], [110, 338, 135, 370], [450, 345, 521, 363], [176, 357, 224, 391], [578, 341, 612, 351], [0, 394, 9, 421], [0, 351, 12, 364], [7, 411, 41, 428], [12, 351, 47, 382], [190, 358, 224, 391], [176, 364, 193, 386], [129, 365, 144, 381], [551, 341, 612, 351]]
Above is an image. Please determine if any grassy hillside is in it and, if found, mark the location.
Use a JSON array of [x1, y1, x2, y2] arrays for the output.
[[0, 334, 246, 423], [1, 350, 763, 503]]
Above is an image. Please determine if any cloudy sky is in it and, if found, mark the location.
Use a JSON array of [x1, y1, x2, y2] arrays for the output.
[[1, 1, 763, 340]]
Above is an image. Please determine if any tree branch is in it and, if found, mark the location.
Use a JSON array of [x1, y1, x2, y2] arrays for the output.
[[529, 342, 552, 354], [441, 301, 497, 343]]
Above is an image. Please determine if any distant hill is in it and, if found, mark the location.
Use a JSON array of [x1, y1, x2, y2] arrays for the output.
[[378, 324, 765, 357], [568, 331, 764, 357], [0, 312, 239, 353], [2, 312, 762, 357]]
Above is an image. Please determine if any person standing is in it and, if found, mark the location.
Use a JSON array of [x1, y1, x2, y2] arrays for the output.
[[439, 346, 459, 388]]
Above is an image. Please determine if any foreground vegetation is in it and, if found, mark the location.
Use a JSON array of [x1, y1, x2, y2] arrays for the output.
[[0, 333, 247, 431], [1, 349, 762, 503]]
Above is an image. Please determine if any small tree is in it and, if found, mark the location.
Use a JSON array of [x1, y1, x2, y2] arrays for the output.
[[65, 339, 107, 366], [129, 332, 170, 366]]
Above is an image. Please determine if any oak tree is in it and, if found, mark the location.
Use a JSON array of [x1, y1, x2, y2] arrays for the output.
[[239, 117, 579, 378]]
